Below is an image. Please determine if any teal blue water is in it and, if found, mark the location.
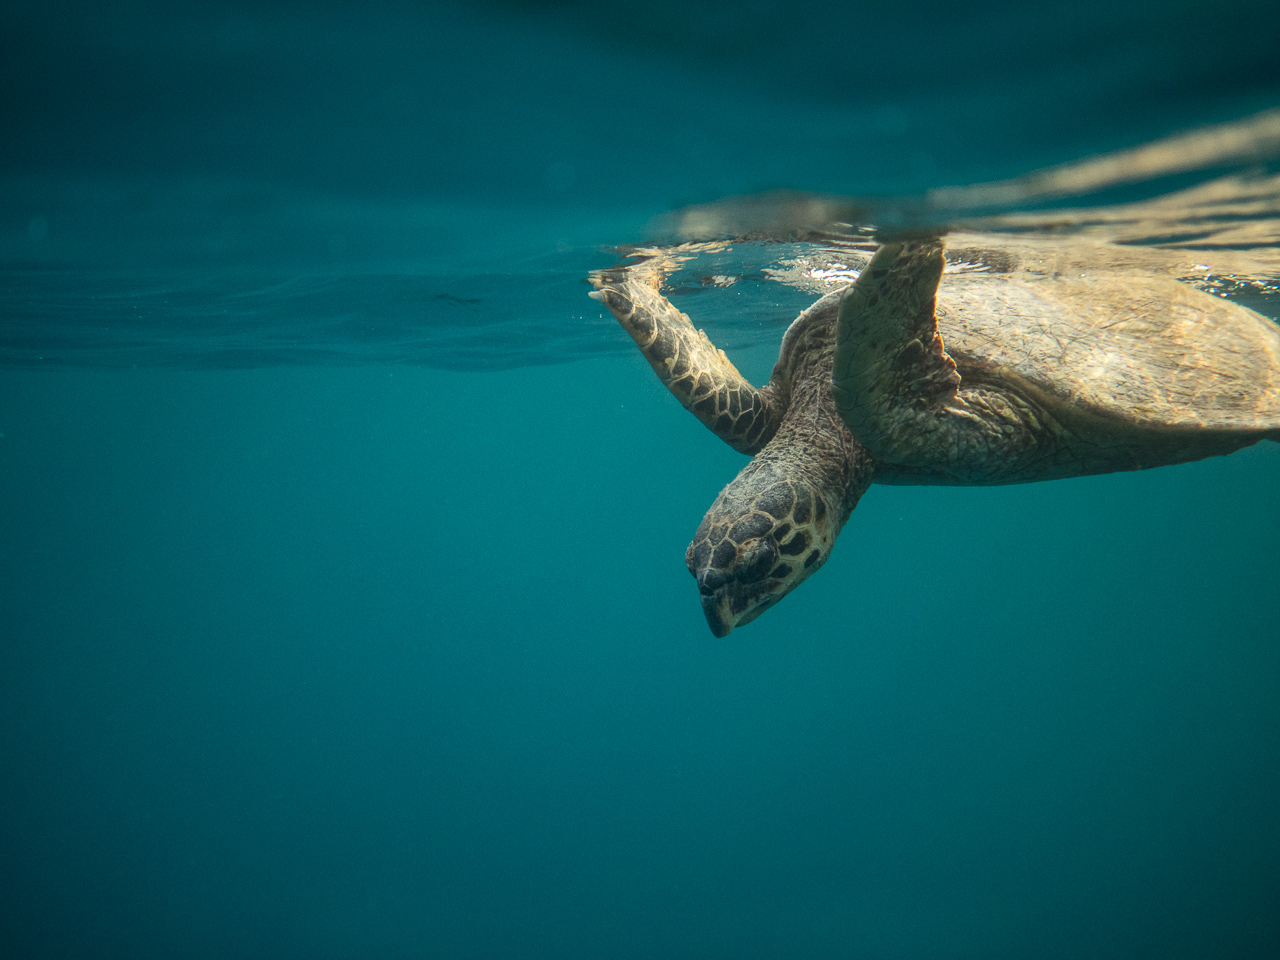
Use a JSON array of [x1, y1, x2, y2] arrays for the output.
[[3, 2, 1280, 957]]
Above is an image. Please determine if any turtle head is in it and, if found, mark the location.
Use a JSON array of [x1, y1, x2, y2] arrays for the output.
[[685, 467, 837, 637]]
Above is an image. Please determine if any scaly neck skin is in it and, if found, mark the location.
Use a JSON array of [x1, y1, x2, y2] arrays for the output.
[[686, 306, 873, 636], [767, 321, 871, 524]]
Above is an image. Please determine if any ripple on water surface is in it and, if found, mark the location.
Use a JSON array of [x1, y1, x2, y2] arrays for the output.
[[3, 110, 1280, 371]]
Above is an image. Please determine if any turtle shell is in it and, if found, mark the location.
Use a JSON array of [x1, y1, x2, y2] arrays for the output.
[[935, 245, 1280, 433]]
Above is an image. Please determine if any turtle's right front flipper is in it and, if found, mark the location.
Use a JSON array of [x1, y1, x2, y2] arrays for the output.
[[590, 267, 784, 455]]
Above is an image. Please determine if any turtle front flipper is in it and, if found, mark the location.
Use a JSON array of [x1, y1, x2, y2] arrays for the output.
[[831, 239, 1050, 482], [590, 263, 784, 455]]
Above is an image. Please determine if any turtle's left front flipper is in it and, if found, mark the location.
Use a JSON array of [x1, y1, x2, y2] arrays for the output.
[[831, 239, 1050, 482], [590, 265, 784, 455]]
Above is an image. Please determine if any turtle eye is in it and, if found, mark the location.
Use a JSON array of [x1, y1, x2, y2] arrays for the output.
[[735, 538, 778, 583]]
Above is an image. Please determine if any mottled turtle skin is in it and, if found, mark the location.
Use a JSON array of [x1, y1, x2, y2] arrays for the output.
[[589, 237, 1280, 636]]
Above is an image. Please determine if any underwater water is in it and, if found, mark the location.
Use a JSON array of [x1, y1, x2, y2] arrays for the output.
[[3, 1, 1280, 957]]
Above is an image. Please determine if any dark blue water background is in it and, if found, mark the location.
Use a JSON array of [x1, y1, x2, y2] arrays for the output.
[[3, 2, 1280, 957]]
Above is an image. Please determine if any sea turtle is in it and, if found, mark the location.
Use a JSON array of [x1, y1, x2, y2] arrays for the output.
[[589, 235, 1280, 636]]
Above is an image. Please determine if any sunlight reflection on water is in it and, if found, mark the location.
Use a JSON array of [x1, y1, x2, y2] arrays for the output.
[[3, 110, 1279, 371]]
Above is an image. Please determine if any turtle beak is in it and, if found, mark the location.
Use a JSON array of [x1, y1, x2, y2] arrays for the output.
[[700, 593, 734, 638], [697, 569, 736, 637]]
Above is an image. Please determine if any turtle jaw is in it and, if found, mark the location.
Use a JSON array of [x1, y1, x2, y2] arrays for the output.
[[702, 596, 774, 637], [697, 579, 777, 638], [697, 573, 738, 638], [701, 594, 733, 638]]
